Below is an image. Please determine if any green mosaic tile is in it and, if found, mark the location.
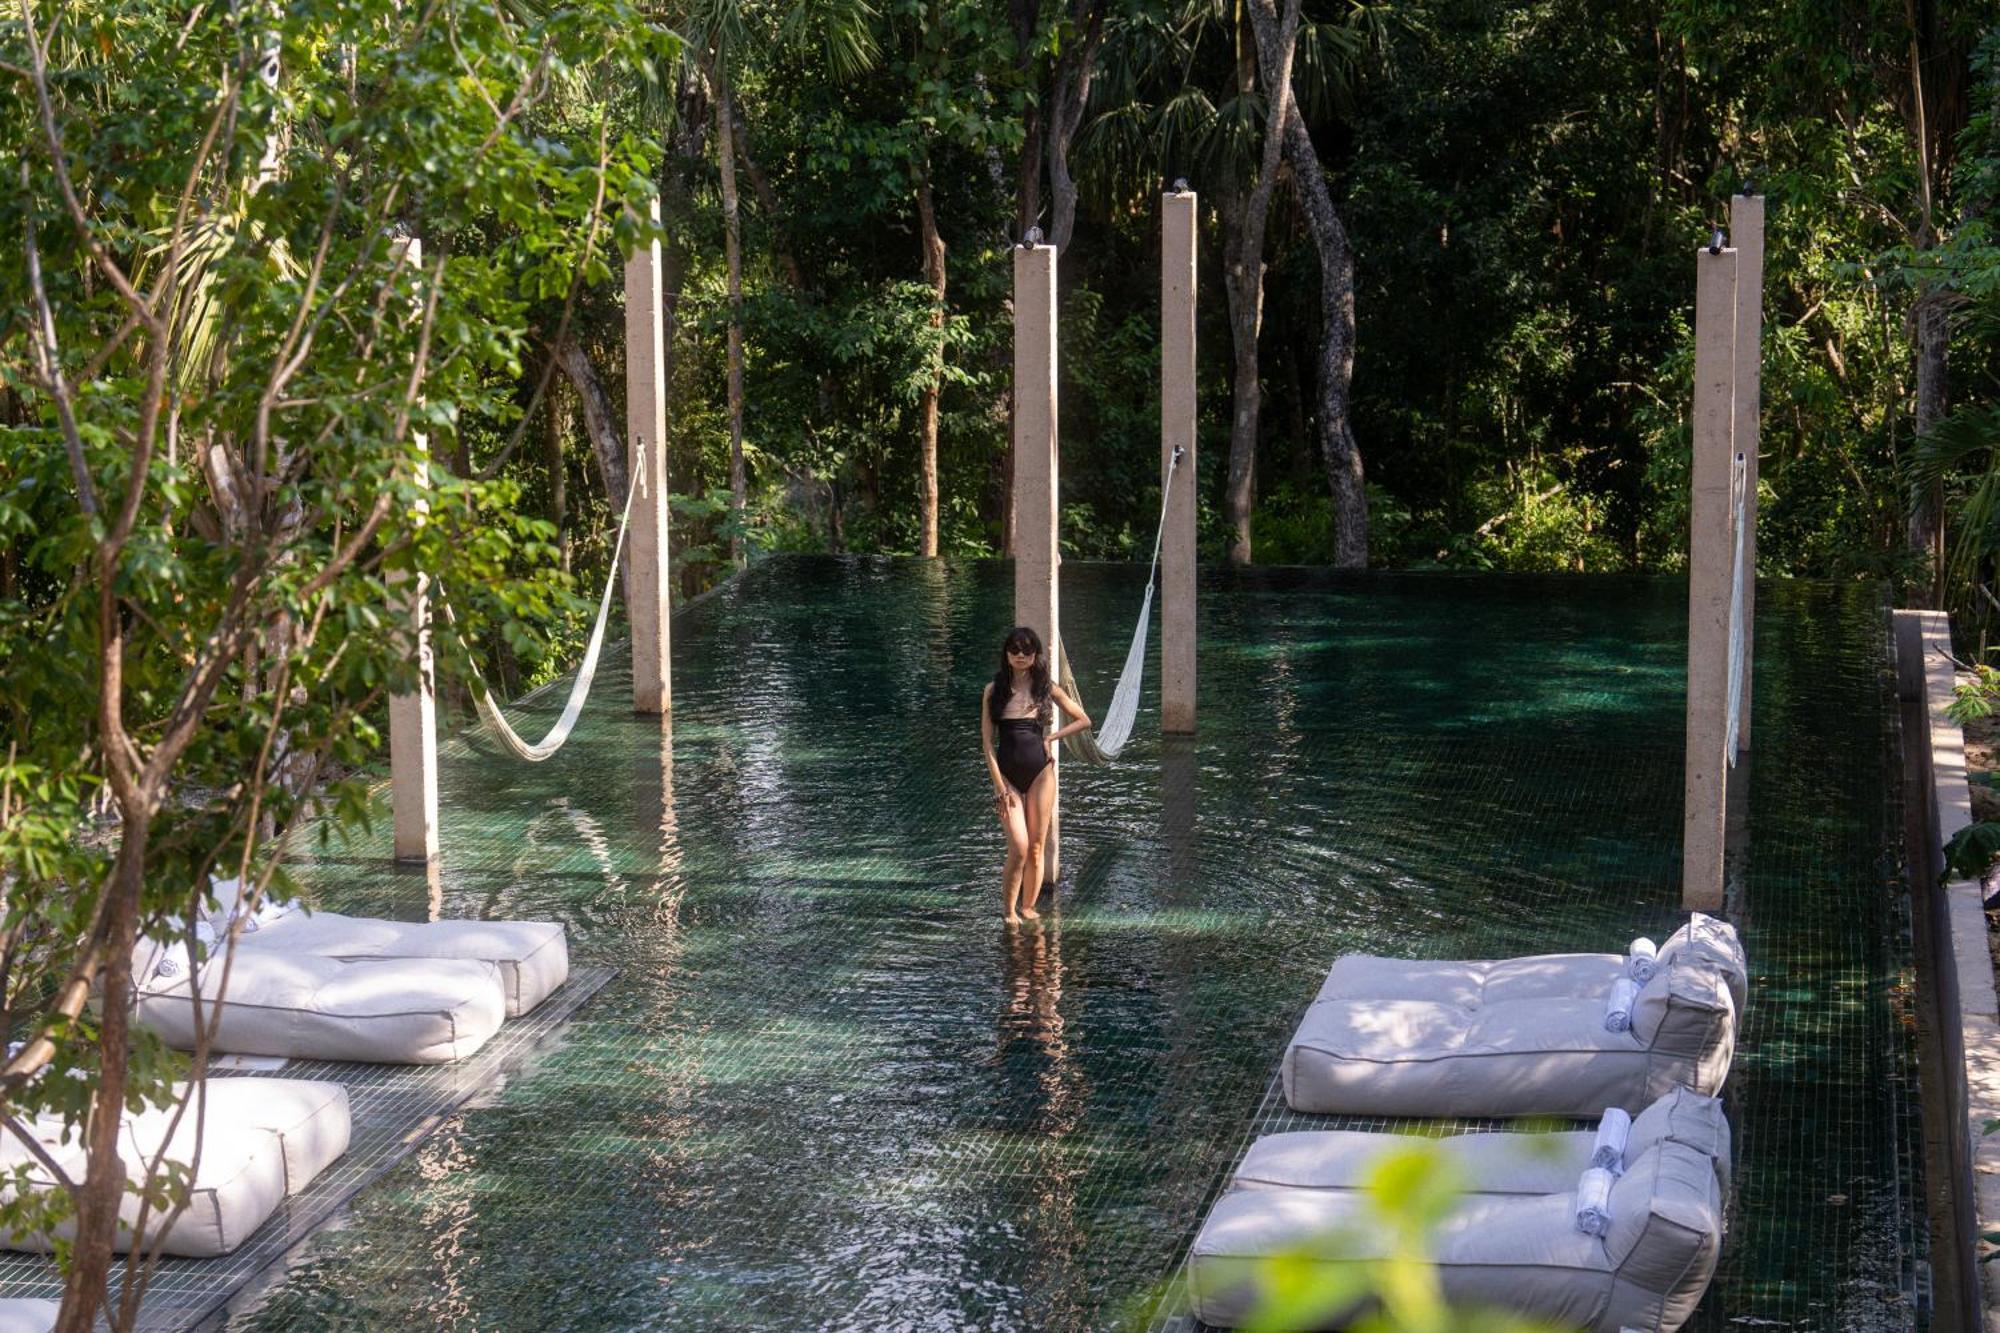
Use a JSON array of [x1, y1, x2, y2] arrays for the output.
[[167, 558, 1919, 1331]]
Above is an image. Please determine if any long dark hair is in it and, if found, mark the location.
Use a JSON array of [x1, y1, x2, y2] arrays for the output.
[[989, 625, 1053, 725]]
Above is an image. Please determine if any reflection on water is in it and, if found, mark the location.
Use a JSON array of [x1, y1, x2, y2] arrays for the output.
[[996, 920, 1075, 1097], [1160, 737, 1198, 901], [996, 917, 1091, 1329], [239, 559, 1919, 1333]]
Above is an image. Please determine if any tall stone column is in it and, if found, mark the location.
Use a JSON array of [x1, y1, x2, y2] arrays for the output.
[[626, 199, 672, 714], [1728, 193, 1764, 753], [1014, 241, 1060, 884], [1161, 186, 1198, 734], [1683, 242, 1738, 911], [389, 236, 440, 865]]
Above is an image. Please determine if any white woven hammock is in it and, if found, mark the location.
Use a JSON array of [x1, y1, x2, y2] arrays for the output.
[[1724, 451, 1749, 768], [1062, 449, 1183, 764], [438, 460, 640, 763]]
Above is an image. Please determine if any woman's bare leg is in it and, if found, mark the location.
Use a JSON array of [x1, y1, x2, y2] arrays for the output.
[[999, 794, 1032, 924], [1020, 764, 1058, 919]]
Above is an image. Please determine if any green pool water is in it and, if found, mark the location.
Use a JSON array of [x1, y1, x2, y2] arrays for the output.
[[234, 557, 1922, 1331]]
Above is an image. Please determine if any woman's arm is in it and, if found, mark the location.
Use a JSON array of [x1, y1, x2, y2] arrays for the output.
[[980, 685, 1008, 793], [1047, 684, 1093, 741]]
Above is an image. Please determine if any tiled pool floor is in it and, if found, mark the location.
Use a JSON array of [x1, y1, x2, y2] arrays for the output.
[[200, 558, 1916, 1330]]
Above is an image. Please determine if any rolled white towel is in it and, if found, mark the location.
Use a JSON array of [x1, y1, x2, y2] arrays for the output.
[[207, 874, 241, 910], [215, 893, 300, 935], [1604, 976, 1640, 1033], [248, 895, 298, 930], [1590, 1106, 1633, 1173], [1574, 1166, 1615, 1237], [206, 874, 248, 935], [1626, 937, 1658, 983], [149, 920, 218, 981]]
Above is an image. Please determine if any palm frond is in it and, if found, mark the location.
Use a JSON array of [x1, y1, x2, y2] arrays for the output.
[[1910, 403, 2000, 487], [778, 0, 881, 81], [137, 210, 302, 397]]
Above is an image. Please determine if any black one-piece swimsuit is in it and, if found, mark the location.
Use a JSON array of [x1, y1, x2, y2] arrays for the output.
[[996, 717, 1049, 794]]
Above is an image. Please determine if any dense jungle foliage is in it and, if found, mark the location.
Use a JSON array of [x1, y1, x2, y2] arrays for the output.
[[13, 1, 1996, 683], [6, 1, 2000, 695], [470, 0, 2000, 658]]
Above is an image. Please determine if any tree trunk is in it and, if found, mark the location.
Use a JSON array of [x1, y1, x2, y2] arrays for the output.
[[1909, 290, 1948, 603], [653, 69, 709, 591], [916, 159, 947, 559], [1319, 230, 1368, 569], [58, 833, 146, 1333], [998, 439, 1015, 556], [1002, 0, 1044, 557], [1248, 0, 1366, 567], [714, 65, 748, 566], [545, 378, 570, 575], [1220, 183, 1261, 566], [661, 68, 709, 355], [1638, 23, 1691, 254], [1044, 0, 1109, 254], [554, 335, 629, 510], [1218, 0, 1299, 566], [1894, 3, 1972, 607], [1011, 0, 1044, 241], [728, 101, 806, 291], [859, 448, 881, 518]]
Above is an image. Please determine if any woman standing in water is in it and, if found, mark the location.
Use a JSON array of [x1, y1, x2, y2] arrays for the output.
[[981, 626, 1091, 924]]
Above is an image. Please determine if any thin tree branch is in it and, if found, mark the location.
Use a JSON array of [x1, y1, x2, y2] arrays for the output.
[[476, 120, 612, 480], [20, 162, 98, 518], [0, 1115, 78, 1194], [17, 0, 155, 320]]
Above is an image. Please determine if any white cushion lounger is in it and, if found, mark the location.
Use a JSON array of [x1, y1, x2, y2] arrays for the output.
[[135, 949, 505, 1064], [1187, 1135, 1725, 1331], [237, 912, 568, 1018], [0, 1079, 349, 1258], [1233, 1086, 1731, 1200], [0, 1302, 56, 1333], [1284, 956, 1736, 1118], [1284, 916, 1745, 1119], [1314, 915, 1748, 1015]]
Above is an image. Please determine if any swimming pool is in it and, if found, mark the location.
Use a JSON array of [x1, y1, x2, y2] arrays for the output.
[[233, 557, 1922, 1330]]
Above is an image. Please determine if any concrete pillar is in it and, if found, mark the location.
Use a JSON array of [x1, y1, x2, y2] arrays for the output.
[[1014, 241, 1060, 885], [1683, 243, 1738, 911], [1729, 193, 1764, 753], [389, 236, 440, 865], [1161, 186, 1198, 734], [626, 199, 672, 715]]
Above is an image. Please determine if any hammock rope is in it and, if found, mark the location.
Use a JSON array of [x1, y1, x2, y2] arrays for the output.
[[436, 454, 641, 763], [1724, 451, 1749, 768], [1062, 447, 1183, 764]]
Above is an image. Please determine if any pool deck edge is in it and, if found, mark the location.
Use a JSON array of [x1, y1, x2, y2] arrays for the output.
[[1897, 607, 2000, 1332]]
